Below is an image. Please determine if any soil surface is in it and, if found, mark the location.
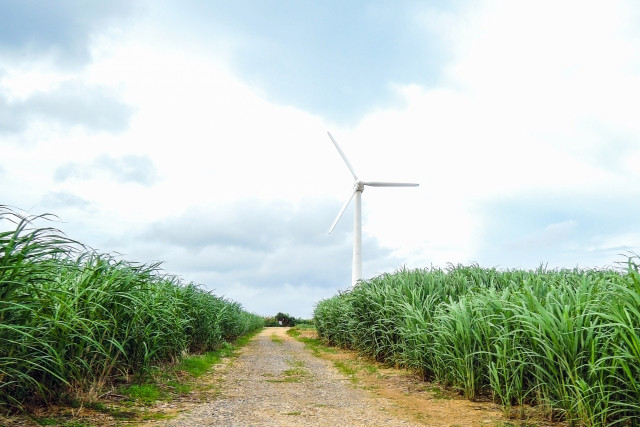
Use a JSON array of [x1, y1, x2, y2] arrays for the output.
[[163, 327, 544, 427]]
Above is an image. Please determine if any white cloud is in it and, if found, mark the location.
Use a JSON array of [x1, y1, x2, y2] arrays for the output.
[[1, 1, 639, 316], [335, 1, 640, 268]]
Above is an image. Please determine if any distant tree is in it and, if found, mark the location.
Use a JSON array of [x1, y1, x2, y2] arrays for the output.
[[275, 312, 295, 327]]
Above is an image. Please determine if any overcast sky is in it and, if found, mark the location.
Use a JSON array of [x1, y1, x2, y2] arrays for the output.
[[1, 1, 639, 318]]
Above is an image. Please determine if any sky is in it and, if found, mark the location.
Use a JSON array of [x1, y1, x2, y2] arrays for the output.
[[1, 1, 639, 318]]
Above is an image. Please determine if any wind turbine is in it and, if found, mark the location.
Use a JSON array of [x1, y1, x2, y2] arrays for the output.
[[327, 131, 419, 287]]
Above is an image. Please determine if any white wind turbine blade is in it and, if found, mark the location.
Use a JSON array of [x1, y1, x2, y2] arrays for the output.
[[328, 187, 357, 234], [363, 182, 419, 187], [327, 132, 358, 180]]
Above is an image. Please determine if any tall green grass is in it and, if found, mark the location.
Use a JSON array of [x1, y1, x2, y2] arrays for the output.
[[314, 261, 640, 426], [0, 206, 263, 411]]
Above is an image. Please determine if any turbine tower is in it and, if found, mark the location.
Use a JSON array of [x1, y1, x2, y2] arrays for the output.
[[327, 131, 419, 287]]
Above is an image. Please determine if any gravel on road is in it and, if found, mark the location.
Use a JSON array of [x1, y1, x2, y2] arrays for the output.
[[166, 327, 421, 427]]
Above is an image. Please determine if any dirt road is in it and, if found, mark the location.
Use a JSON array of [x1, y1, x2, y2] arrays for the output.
[[165, 327, 507, 426]]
